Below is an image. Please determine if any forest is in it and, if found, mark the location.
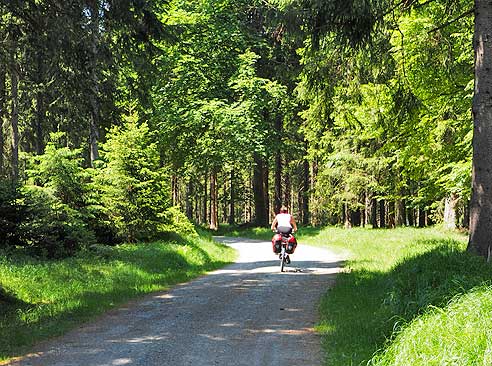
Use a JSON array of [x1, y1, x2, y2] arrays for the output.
[[4, 1, 492, 364], [0, 0, 486, 257]]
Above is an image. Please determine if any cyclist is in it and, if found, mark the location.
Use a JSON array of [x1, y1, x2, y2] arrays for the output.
[[271, 205, 298, 263]]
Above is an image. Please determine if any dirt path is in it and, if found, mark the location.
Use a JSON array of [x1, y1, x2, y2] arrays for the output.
[[9, 237, 344, 366]]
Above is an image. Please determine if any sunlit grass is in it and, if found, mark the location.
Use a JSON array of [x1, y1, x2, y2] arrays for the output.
[[0, 234, 236, 360], [370, 285, 492, 366], [304, 227, 492, 366]]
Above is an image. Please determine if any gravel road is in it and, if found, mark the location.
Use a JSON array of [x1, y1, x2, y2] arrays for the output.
[[9, 237, 345, 366]]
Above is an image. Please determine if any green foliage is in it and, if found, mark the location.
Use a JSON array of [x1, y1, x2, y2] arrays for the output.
[[296, 0, 473, 223], [161, 206, 198, 237], [12, 134, 96, 257], [96, 113, 171, 242], [27, 133, 89, 209], [0, 181, 22, 248], [18, 186, 95, 258]]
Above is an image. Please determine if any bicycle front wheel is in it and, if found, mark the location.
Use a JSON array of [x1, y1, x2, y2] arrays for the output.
[[280, 248, 286, 272]]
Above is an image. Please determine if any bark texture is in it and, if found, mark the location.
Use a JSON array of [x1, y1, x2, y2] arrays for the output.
[[10, 48, 19, 181], [209, 171, 218, 230], [302, 157, 310, 225], [35, 53, 45, 155], [228, 169, 235, 225], [185, 181, 193, 220], [468, 0, 492, 259], [371, 198, 378, 228], [0, 65, 5, 175], [88, 0, 100, 164], [274, 152, 282, 214], [444, 193, 459, 230]]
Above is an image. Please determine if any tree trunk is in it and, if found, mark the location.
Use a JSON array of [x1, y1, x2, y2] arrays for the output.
[[310, 160, 319, 225], [274, 152, 282, 214], [89, 103, 100, 162], [210, 171, 218, 230], [463, 200, 470, 229], [344, 203, 352, 229], [202, 173, 208, 224], [229, 169, 235, 225], [173, 176, 178, 206], [263, 162, 270, 222], [379, 199, 386, 228], [35, 53, 44, 155], [194, 192, 199, 223], [426, 209, 432, 226], [418, 207, 426, 227], [222, 180, 227, 223], [395, 199, 405, 226], [468, 0, 492, 258], [273, 113, 282, 214], [253, 153, 268, 226], [0, 65, 5, 176], [444, 193, 459, 230], [363, 192, 369, 227], [388, 201, 396, 228], [297, 184, 303, 224], [371, 198, 378, 228], [10, 48, 19, 181], [88, 0, 100, 164], [247, 166, 252, 223], [283, 166, 291, 211], [406, 207, 414, 226], [302, 156, 310, 225], [185, 181, 193, 220]]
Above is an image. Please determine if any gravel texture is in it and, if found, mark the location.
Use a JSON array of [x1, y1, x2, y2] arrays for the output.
[[8, 237, 344, 366]]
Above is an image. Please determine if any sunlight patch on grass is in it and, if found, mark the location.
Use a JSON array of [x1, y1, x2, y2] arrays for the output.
[[371, 286, 492, 366], [301, 226, 492, 366]]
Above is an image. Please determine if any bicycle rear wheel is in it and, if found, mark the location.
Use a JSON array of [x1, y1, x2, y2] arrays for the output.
[[280, 248, 286, 272]]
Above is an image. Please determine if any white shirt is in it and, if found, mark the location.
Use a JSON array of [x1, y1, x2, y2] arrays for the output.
[[276, 213, 292, 228]]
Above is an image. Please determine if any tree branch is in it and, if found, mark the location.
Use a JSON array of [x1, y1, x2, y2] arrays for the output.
[[428, 8, 474, 34]]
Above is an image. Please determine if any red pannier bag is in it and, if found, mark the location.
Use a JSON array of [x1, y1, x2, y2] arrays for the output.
[[286, 235, 297, 254], [272, 233, 282, 253]]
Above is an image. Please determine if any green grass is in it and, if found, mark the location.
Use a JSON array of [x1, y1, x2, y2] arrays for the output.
[[0, 233, 236, 360], [225, 225, 492, 366], [370, 285, 492, 366]]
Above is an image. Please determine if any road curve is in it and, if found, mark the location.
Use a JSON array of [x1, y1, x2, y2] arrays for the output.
[[9, 237, 344, 366]]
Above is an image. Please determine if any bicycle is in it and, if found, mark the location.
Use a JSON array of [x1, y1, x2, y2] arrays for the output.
[[272, 230, 297, 272]]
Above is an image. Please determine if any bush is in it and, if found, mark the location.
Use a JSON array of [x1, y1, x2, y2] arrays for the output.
[[18, 186, 94, 258], [27, 132, 88, 209], [161, 206, 198, 237], [95, 113, 171, 242], [0, 180, 22, 248], [16, 134, 96, 257]]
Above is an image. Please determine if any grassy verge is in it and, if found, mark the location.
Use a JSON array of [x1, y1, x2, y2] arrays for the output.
[[223, 225, 492, 366], [0, 233, 236, 360]]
